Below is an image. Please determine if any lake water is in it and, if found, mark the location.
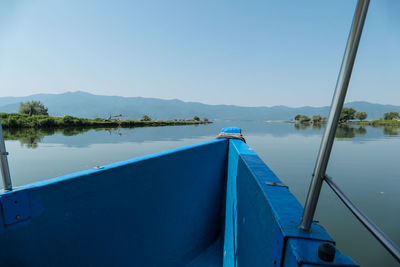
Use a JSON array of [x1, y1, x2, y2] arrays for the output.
[[3, 121, 400, 266]]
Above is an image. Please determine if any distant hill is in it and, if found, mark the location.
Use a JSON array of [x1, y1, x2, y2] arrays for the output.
[[0, 91, 399, 121]]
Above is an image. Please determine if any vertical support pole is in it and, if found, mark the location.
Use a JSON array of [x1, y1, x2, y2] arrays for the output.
[[0, 118, 12, 191], [299, 0, 370, 231]]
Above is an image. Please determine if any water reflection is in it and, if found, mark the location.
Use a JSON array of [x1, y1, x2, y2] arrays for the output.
[[294, 123, 368, 137], [383, 126, 399, 136], [311, 123, 323, 130], [294, 123, 311, 130], [292, 123, 400, 139], [2, 124, 217, 149], [294, 122, 324, 131], [4, 122, 400, 149], [335, 126, 366, 139], [3, 127, 97, 148]]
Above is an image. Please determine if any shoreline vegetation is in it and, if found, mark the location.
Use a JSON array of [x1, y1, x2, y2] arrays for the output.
[[286, 119, 400, 127], [346, 120, 400, 127], [287, 108, 400, 127], [0, 113, 212, 129]]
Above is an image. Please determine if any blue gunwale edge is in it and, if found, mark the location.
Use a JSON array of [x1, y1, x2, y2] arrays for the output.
[[229, 138, 358, 266]]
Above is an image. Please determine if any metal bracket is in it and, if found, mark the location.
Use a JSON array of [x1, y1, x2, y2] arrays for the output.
[[0, 117, 12, 191], [265, 182, 289, 189], [0, 190, 31, 225]]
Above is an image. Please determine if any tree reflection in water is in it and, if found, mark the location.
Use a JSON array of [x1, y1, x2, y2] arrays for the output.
[[383, 126, 399, 136], [335, 126, 366, 139], [2, 127, 112, 148], [294, 122, 400, 139], [293, 123, 367, 139], [294, 123, 311, 130]]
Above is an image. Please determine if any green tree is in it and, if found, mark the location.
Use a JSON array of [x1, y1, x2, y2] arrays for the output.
[[296, 115, 310, 123], [294, 114, 311, 123], [193, 116, 200, 121], [383, 112, 400, 120], [339, 107, 356, 123], [355, 111, 367, 121], [62, 115, 75, 125], [18, 101, 48, 116], [312, 115, 322, 123], [203, 117, 209, 122], [141, 115, 152, 121]]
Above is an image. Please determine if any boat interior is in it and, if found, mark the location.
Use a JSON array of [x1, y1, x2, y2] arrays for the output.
[[0, 128, 356, 266]]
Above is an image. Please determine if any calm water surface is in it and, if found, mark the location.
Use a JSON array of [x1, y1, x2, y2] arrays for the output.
[[3, 121, 400, 266]]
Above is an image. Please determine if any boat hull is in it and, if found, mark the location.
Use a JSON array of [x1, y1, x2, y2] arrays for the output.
[[0, 128, 357, 266]]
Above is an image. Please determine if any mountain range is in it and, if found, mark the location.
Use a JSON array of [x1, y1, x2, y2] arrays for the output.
[[0, 91, 399, 121]]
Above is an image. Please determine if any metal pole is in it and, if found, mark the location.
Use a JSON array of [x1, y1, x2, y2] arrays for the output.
[[0, 118, 12, 191], [324, 175, 400, 263], [299, 0, 370, 231]]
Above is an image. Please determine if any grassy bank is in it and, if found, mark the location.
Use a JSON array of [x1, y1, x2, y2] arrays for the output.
[[284, 120, 327, 124], [0, 113, 211, 129], [347, 120, 400, 127], [285, 119, 400, 127]]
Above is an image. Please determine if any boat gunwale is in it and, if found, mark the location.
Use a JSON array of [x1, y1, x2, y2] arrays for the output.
[[0, 138, 227, 195]]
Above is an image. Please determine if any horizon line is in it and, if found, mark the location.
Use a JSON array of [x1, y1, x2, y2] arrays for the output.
[[0, 90, 398, 109]]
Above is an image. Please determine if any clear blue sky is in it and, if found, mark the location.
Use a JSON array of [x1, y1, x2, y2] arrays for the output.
[[0, 0, 399, 107]]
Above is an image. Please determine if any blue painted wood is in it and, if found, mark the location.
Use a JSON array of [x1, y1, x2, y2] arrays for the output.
[[230, 139, 358, 266], [0, 190, 31, 225], [222, 140, 243, 267], [0, 139, 228, 267], [283, 239, 357, 267], [221, 127, 241, 134], [0, 128, 358, 266], [186, 238, 222, 267]]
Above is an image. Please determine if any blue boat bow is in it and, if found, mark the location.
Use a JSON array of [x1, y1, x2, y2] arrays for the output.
[[0, 127, 357, 266]]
